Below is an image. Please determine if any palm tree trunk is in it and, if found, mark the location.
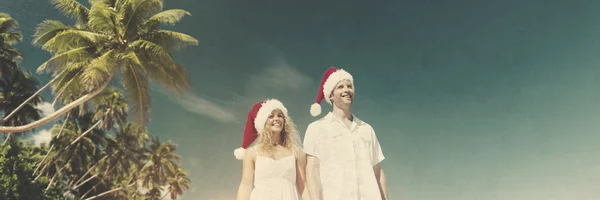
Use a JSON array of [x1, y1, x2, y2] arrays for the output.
[[83, 182, 136, 200], [44, 162, 66, 191], [33, 144, 54, 176], [45, 170, 59, 191], [3, 134, 10, 144], [73, 174, 98, 191], [33, 162, 51, 182], [0, 76, 112, 133], [69, 120, 101, 147], [52, 72, 81, 107], [80, 180, 102, 200], [73, 155, 109, 187], [74, 158, 122, 191], [160, 190, 170, 200], [0, 76, 58, 124], [33, 115, 69, 175], [35, 149, 73, 182]]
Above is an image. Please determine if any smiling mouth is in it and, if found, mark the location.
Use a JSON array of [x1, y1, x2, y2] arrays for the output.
[[341, 93, 353, 99]]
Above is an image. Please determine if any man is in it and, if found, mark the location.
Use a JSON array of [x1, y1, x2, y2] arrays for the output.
[[303, 67, 388, 200]]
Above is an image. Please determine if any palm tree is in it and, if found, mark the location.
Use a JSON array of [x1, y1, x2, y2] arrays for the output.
[[35, 113, 108, 195], [0, 139, 64, 200], [68, 88, 131, 189], [0, 13, 22, 79], [0, 70, 44, 142], [0, 0, 197, 133], [68, 87, 129, 146], [73, 123, 148, 197], [0, 13, 43, 141], [140, 136, 181, 190], [92, 87, 129, 130], [166, 168, 190, 200]]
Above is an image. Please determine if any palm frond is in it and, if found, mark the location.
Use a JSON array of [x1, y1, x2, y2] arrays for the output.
[[81, 50, 118, 92], [120, 54, 150, 125], [88, 0, 118, 34], [143, 9, 190, 30], [32, 20, 72, 46], [0, 13, 10, 20], [37, 46, 94, 73], [164, 63, 192, 93], [50, 0, 90, 23], [121, 0, 163, 39], [0, 13, 19, 33], [0, 47, 23, 62], [0, 32, 22, 45], [144, 30, 198, 52], [41, 29, 108, 53], [51, 68, 85, 103], [129, 40, 191, 93]]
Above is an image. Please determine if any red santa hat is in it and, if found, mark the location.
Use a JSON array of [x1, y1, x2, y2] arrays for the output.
[[310, 66, 354, 116], [234, 99, 289, 160]]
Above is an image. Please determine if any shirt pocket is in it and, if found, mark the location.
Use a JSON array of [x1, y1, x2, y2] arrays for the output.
[[321, 134, 343, 162], [354, 133, 375, 165], [357, 133, 373, 150], [320, 127, 343, 161]]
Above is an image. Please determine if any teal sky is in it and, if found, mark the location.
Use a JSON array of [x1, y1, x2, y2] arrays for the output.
[[3, 0, 600, 199]]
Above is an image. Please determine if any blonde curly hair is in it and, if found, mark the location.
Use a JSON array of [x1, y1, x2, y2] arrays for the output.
[[255, 109, 302, 157]]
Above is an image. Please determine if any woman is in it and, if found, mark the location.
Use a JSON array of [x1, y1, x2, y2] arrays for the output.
[[234, 99, 308, 200]]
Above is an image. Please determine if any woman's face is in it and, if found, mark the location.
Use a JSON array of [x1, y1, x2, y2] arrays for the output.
[[266, 109, 285, 133]]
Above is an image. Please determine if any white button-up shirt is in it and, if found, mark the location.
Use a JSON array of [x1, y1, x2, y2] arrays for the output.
[[303, 112, 385, 200]]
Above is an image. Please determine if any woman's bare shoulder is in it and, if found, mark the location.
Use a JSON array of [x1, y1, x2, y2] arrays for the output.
[[244, 146, 258, 159], [294, 148, 307, 160]]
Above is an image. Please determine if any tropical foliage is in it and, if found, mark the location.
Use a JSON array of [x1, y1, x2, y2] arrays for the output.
[[0, 0, 195, 198], [0, 0, 198, 133]]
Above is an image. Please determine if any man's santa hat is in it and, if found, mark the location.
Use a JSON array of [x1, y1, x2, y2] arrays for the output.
[[234, 99, 289, 160], [310, 66, 354, 116]]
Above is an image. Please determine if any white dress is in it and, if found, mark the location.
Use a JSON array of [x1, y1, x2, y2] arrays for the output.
[[250, 146, 300, 200]]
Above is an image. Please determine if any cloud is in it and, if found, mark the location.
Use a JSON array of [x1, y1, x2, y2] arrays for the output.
[[35, 102, 55, 117], [177, 94, 238, 123], [242, 57, 312, 97], [152, 81, 237, 123], [31, 129, 51, 146], [157, 57, 311, 125]]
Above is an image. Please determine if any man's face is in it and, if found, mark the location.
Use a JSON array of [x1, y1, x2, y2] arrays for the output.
[[330, 79, 354, 107]]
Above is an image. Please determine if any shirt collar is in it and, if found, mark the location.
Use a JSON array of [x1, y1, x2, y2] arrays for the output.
[[324, 112, 364, 126]]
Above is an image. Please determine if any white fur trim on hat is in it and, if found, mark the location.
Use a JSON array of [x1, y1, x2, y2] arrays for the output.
[[253, 99, 288, 133], [322, 69, 353, 104], [234, 147, 246, 160], [310, 103, 321, 117]]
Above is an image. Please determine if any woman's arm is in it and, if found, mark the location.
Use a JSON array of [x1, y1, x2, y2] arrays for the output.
[[236, 148, 255, 200], [296, 151, 309, 200]]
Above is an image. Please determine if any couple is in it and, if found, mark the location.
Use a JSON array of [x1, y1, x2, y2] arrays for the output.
[[234, 67, 388, 200]]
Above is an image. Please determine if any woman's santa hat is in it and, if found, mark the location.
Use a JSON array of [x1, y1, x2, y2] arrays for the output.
[[234, 99, 289, 160], [310, 66, 354, 117]]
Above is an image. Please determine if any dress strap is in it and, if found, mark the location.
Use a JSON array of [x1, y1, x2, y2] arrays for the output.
[[291, 148, 296, 157]]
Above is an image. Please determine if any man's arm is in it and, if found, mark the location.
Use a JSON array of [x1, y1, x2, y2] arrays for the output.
[[303, 123, 323, 200], [306, 155, 323, 200], [369, 125, 387, 200], [373, 163, 387, 200]]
